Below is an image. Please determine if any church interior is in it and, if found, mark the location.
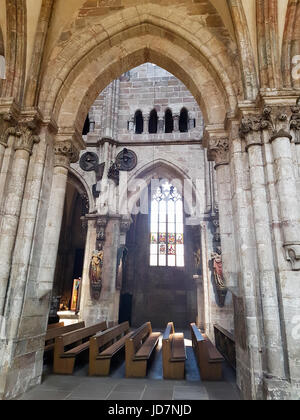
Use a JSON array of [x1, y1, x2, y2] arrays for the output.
[[0, 0, 300, 401]]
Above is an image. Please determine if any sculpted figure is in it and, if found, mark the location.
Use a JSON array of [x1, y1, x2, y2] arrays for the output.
[[89, 248, 104, 299], [211, 252, 226, 289]]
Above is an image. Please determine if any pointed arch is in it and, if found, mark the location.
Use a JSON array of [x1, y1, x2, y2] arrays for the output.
[[149, 109, 158, 134], [37, 6, 241, 135], [165, 109, 173, 133], [134, 110, 144, 134], [179, 107, 188, 133]]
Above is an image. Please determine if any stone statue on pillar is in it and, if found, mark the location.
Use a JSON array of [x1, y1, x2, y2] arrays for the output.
[[211, 249, 227, 307], [89, 247, 104, 300]]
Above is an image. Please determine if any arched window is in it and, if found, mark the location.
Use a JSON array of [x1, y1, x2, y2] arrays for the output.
[[150, 181, 184, 267], [82, 115, 90, 135], [135, 110, 144, 134], [179, 108, 188, 133], [165, 109, 174, 133], [149, 109, 158, 134]]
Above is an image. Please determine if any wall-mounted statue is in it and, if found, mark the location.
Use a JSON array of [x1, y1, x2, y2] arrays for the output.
[[194, 248, 202, 275], [211, 250, 227, 307], [89, 247, 104, 300], [108, 161, 120, 185]]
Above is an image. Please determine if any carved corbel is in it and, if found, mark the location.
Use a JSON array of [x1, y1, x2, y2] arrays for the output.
[[284, 243, 300, 271], [96, 216, 108, 249]]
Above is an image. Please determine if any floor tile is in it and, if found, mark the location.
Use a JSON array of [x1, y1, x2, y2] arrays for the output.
[[142, 388, 174, 400], [107, 391, 143, 400]]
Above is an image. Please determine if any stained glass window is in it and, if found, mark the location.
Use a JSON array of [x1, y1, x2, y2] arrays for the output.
[[150, 181, 184, 267]]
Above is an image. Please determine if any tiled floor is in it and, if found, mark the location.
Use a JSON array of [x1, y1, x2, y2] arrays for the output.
[[18, 335, 241, 401]]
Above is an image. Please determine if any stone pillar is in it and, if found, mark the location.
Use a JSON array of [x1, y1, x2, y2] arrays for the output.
[[173, 113, 180, 132], [144, 114, 150, 134], [0, 121, 40, 315], [261, 105, 300, 270], [271, 130, 300, 269], [158, 112, 164, 133], [240, 113, 287, 388], [207, 129, 265, 400], [3, 126, 50, 336], [36, 140, 79, 300], [207, 135, 238, 292]]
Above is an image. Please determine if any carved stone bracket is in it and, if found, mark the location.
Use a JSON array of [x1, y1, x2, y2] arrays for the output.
[[284, 243, 300, 271], [96, 216, 108, 249]]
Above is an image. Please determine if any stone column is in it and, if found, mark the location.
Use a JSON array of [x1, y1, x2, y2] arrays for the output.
[[36, 140, 79, 301], [207, 129, 264, 400], [207, 135, 238, 292], [144, 114, 150, 134], [262, 106, 300, 270], [3, 126, 50, 337], [158, 112, 164, 133], [0, 122, 40, 315], [173, 113, 180, 132], [240, 113, 287, 386]]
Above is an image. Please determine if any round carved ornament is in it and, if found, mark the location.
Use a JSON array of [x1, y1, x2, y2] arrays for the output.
[[79, 152, 99, 172], [116, 148, 137, 171]]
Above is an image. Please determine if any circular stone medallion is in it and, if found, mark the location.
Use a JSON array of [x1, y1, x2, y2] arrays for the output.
[[79, 152, 99, 172], [116, 148, 137, 171]]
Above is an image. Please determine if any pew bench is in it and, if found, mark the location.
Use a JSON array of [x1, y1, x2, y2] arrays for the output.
[[191, 323, 224, 381], [125, 322, 161, 378], [53, 321, 107, 374], [162, 322, 186, 380], [47, 322, 65, 330], [89, 321, 133, 376], [45, 321, 85, 353]]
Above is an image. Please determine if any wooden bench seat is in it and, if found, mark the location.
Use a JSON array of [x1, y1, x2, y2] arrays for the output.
[[89, 322, 132, 376], [191, 323, 224, 381], [125, 322, 160, 378], [47, 322, 64, 330], [162, 322, 186, 379], [44, 321, 85, 353], [53, 321, 107, 374]]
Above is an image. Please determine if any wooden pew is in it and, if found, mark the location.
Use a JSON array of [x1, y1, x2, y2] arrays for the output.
[[53, 321, 107, 374], [45, 321, 85, 353], [89, 321, 133, 376], [162, 322, 186, 380], [125, 322, 160, 378], [47, 322, 64, 330], [190, 323, 224, 381]]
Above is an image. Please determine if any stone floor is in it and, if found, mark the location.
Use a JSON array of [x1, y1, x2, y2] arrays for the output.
[[18, 334, 241, 401]]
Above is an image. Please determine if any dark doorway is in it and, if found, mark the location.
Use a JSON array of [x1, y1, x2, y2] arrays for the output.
[[119, 293, 133, 325]]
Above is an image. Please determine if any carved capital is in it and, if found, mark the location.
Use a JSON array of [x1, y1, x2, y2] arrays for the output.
[[208, 137, 229, 168], [14, 123, 40, 154], [0, 113, 17, 148], [240, 102, 300, 145], [239, 114, 263, 150], [54, 140, 79, 167]]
